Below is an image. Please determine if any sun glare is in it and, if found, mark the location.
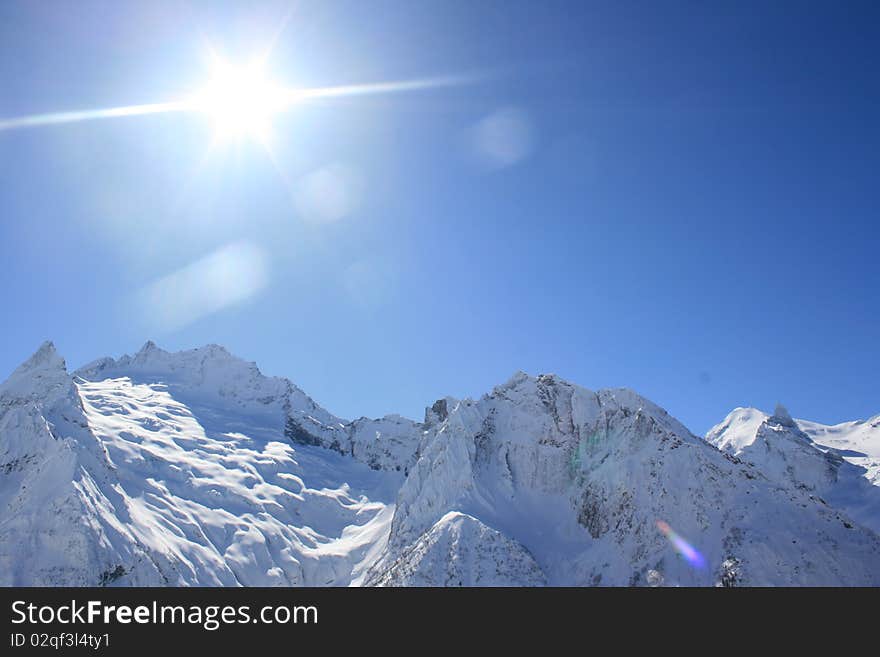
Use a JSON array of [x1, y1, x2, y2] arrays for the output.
[[191, 58, 291, 143]]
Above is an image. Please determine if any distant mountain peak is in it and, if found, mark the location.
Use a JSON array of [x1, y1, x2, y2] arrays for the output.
[[771, 403, 796, 427], [497, 370, 531, 390], [138, 340, 158, 353]]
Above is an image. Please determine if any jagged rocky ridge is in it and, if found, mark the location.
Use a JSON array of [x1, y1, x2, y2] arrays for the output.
[[1, 341, 879, 586]]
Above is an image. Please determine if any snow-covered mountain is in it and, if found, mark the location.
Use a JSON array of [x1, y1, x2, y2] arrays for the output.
[[2, 341, 879, 586], [706, 405, 880, 535], [1, 342, 403, 586]]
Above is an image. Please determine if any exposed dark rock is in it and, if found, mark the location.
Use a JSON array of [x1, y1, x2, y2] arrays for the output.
[[431, 399, 448, 423], [99, 565, 126, 586], [284, 417, 324, 448]]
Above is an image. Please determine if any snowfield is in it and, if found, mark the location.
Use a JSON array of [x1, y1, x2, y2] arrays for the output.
[[1, 341, 879, 586]]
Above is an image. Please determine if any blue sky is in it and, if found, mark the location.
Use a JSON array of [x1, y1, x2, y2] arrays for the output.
[[1, 1, 877, 434]]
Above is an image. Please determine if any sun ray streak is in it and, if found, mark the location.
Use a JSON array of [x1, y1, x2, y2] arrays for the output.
[[0, 74, 478, 134], [0, 100, 191, 132], [294, 74, 476, 100]]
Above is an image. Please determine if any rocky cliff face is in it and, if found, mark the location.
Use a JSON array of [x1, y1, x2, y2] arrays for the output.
[[2, 342, 879, 586]]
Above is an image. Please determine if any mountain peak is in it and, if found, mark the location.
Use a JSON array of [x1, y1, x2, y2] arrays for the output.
[[0, 340, 71, 403], [12, 340, 66, 377], [138, 340, 159, 354], [26, 340, 63, 367], [504, 370, 531, 386], [196, 343, 235, 360], [424, 396, 459, 425], [131, 341, 237, 365], [771, 403, 796, 428]]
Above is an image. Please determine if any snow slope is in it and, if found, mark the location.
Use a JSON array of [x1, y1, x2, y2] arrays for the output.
[[797, 415, 880, 485], [2, 341, 879, 586], [367, 511, 546, 586]]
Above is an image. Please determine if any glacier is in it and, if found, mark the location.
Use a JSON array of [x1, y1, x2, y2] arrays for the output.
[[1, 340, 879, 586]]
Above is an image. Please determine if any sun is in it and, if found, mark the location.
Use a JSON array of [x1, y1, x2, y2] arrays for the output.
[[191, 57, 291, 143]]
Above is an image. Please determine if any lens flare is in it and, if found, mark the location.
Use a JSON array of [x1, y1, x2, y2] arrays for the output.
[[137, 241, 269, 332], [655, 520, 706, 569]]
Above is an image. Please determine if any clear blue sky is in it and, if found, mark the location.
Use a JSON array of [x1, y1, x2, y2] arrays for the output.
[[1, 1, 877, 434]]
